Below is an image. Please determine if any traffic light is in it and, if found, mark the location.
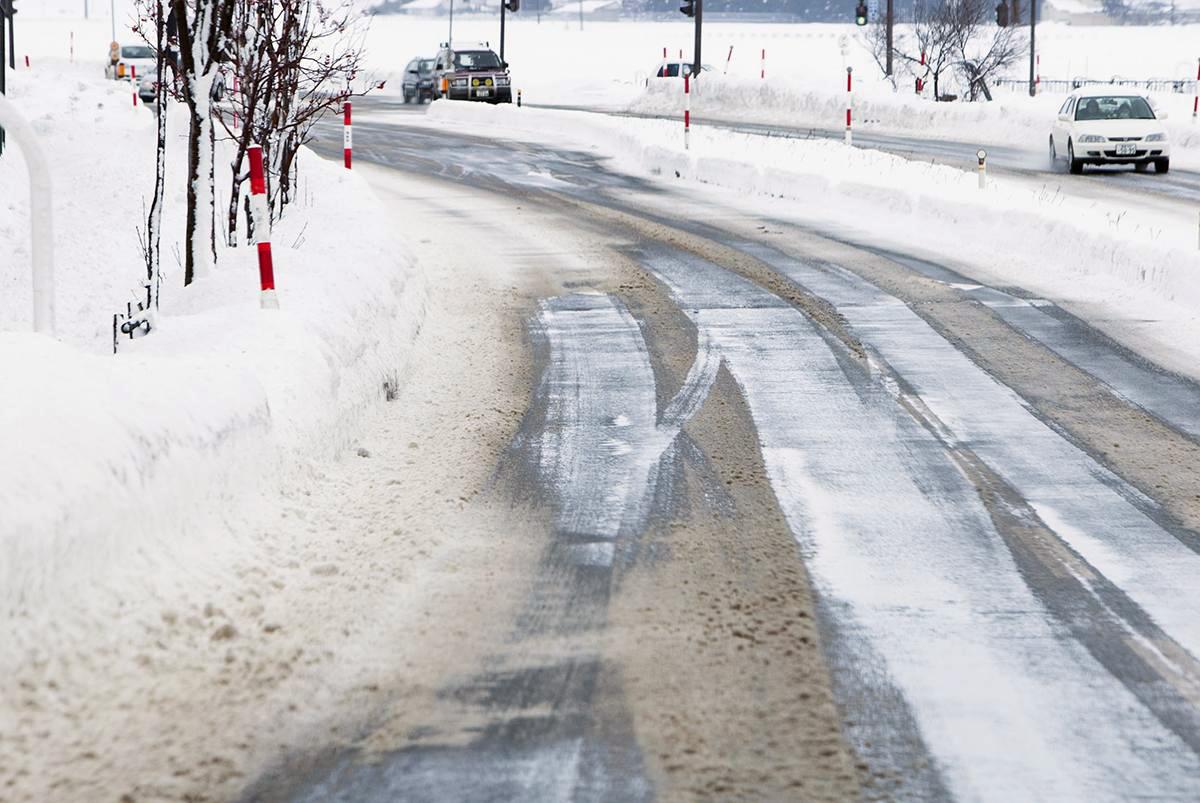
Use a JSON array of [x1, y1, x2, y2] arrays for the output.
[[996, 0, 1009, 26], [504, 0, 518, 9], [680, 0, 695, 16], [855, 0, 868, 25]]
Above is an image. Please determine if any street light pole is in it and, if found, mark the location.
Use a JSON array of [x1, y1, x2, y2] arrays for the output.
[[500, 0, 505, 62], [1028, 0, 1037, 97], [110, 0, 115, 42], [691, 0, 702, 78], [448, 0, 454, 45], [885, 0, 893, 76]]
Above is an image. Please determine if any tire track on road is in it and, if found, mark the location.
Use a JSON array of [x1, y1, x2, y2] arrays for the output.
[[636, 243, 1200, 802]]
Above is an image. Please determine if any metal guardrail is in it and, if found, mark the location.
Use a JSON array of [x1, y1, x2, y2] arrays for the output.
[[994, 77, 1199, 94]]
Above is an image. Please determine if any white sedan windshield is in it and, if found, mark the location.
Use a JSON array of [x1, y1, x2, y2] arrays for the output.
[[1075, 96, 1155, 121]]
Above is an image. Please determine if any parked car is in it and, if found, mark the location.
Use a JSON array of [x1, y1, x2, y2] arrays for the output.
[[105, 44, 156, 82], [432, 43, 512, 104], [402, 57, 436, 104], [137, 74, 157, 104], [1049, 87, 1170, 174], [649, 61, 713, 79]]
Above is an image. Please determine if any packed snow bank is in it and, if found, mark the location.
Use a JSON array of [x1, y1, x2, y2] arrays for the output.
[[632, 73, 1200, 167], [421, 100, 1200, 368], [0, 62, 427, 642]]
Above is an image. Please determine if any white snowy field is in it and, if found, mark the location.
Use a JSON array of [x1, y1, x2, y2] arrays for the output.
[[412, 98, 1200, 379], [15, 6, 1200, 138]]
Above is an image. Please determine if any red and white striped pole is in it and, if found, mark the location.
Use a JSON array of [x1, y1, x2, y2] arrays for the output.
[[917, 50, 925, 93], [24, 55, 30, 69], [343, 100, 352, 169], [1036, 54, 1040, 87], [1193, 58, 1199, 121], [663, 46, 667, 59], [684, 73, 691, 151], [679, 48, 683, 59], [131, 65, 137, 107], [247, 145, 278, 309], [724, 45, 733, 75], [760, 48, 765, 80], [233, 74, 241, 130], [70, 32, 74, 64], [845, 66, 853, 147]]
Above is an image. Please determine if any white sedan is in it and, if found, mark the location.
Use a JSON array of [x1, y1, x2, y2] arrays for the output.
[[1049, 87, 1170, 174]]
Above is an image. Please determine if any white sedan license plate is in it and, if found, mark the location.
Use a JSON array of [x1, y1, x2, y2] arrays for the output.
[[1116, 142, 1136, 156], [477, 89, 490, 97]]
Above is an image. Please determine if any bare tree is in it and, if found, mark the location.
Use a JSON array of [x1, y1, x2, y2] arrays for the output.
[[173, 0, 235, 285], [216, 0, 371, 247], [865, 0, 1025, 101], [132, 0, 171, 304]]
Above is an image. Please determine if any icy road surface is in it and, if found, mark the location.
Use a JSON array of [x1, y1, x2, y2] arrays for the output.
[[233, 98, 1200, 802]]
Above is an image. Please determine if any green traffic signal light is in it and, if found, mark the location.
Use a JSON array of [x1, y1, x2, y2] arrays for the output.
[[855, 2, 868, 25]]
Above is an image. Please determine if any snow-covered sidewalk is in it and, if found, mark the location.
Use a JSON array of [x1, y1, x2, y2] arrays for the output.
[[1, 61, 426, 685]]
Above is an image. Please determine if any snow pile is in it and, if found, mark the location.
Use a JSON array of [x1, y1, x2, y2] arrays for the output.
[[0, 62, 427, 650], [634, 73, 1200, 164], [424, 100, 1200, 360]]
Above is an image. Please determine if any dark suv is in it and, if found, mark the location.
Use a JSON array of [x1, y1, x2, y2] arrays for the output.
[[433, 43, 512, 104], [402, 57, 436, 104]]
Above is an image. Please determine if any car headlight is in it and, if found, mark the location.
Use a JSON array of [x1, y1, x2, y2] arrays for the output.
[[1145, 132, 1167, 142], [1077, 134, 1105, 143]]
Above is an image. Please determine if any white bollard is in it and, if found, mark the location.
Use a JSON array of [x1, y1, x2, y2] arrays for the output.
[[247, 145, 278, 309], [684, 73, 691, 151], [343, 101, 352, 169], [845, 67, 853, 147], [0, 93, 56, 335], [1193, 58, 1199, 122], [977, 149, 987, 190]]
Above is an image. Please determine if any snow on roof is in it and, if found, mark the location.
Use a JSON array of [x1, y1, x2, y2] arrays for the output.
[[400, 0, 447, 9]]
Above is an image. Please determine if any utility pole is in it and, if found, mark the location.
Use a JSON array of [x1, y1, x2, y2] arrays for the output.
[[885, 0, 893, 76], [578, 0, 582, 31], [692, 0, 702, 78], [1028, 0, 1037, 97], [500, 0, 517, 63], [110, 0, 115, 42], [0, 0, 7, 97], [448, 0, 454, 46]]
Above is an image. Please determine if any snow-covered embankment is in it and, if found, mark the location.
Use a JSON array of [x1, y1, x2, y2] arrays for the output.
[[0, 63, 427, 649]]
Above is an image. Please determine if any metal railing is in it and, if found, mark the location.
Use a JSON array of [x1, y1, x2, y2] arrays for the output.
[[994, 77, 1198, 95]]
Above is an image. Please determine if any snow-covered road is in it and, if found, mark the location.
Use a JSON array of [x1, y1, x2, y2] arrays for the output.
[[228, 99, 1200, 800]]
